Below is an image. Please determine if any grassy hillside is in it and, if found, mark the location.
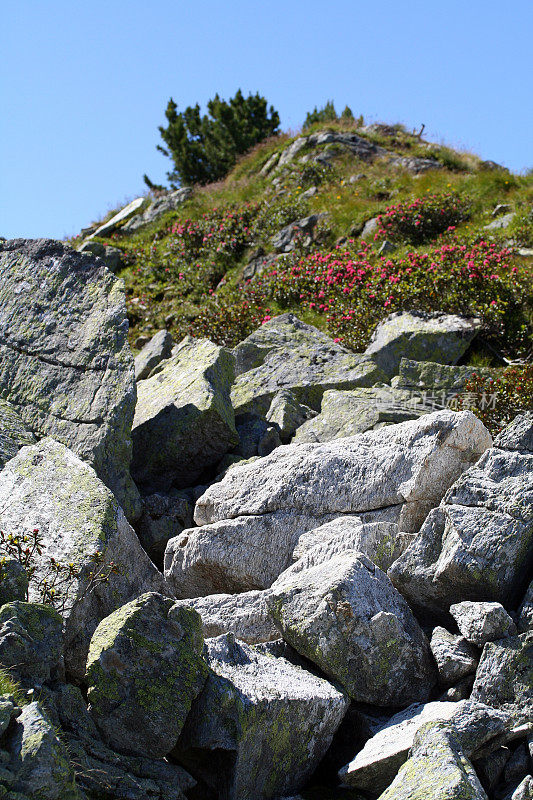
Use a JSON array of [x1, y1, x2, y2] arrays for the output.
[[72, 120, 533, 372]]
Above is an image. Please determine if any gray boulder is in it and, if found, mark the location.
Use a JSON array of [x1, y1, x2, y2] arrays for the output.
[[123, 188, 192, 231], [518, 581, 533, 633], [172, 633, 349, 800], [233, 412, 281, 459], [293, 386, 427, 443], [291, 516, 408, 572], [377, 720, 488, 799], [0, 601, 63, 686], [393, 357, 493, 392], [231, 314, 386, 416], [470, 632, 533, 724], [0, 239, 140, 520], [242, 251, 278, 281], [389, 413, 533, 614], [87, 196, 145, 238], [0, 558, 28, 605], [265, 389, 316, 442], [0, 438, 166, 680], [178, 590, 279, 644], [484, 212, 516, 230], [268, 552, 436, 705], [131, 336, 237, 492], [134, 329, 173, 381], [86, 592, 207, 758], [450, 601, 517, 646], [6, 701, 79, 799], [364, 310, 481, 378], [0, 399, 35, 469], [339, 700, 509, 793], [430, 626, 479, 687], [506, 776, 533, 800], [271, 214, 324, 253], [166, 411, 490, 596]]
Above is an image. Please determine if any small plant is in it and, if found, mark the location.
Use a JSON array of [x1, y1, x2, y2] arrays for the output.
[[0, 529, 120, 614], [375, 192, 472, 245], [458, 365, 533, 434], [508, 207, 533, 247]]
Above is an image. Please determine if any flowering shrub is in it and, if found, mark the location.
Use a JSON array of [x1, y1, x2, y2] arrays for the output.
[[258, 239, 526, 351], [190, 285, 266, 347], [458, 366, 533, 434], [375, 192, 472, 245]]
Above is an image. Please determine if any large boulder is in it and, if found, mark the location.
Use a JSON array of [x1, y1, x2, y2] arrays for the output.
[[0, 239, 140, 520], [172, 633, 349, 800], [6, 701, 79, 799], [392, 357, 494, 392], [231, 314, 386, 416], [123, 187, 192, 231], [430, 626, 478, 687], [0, 399, 35, 470], [0, 601, 64, 686], [179, 590, 279, 644], [86, 592, 207, 758], [376, 720, 489, 799], [135, 488, 193, 567], [165, 411, 491, 596], [364, 310, 481, 378], [339, 700, 510, 793], [268, 552, 436, 705], [389, 413, 533, 614], [134, 329, 173, 381], [450, 601, 517, 646], [518, 581, 533, 633], [293, 386, 426, 443], [87, 196, 145, 238], [470, 632, 533, 724], [131, 336, 237, 492], [0, 438, 166, 680]]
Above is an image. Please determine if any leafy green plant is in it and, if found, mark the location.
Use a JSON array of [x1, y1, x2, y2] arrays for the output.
[[156, 90, 280, 186], [0, 528, 120, 614], [508, 207, 533, 247], [375, 192, 472, 245]]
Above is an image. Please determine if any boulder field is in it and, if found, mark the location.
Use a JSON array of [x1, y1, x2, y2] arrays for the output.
[[0, 239, 530, 800]]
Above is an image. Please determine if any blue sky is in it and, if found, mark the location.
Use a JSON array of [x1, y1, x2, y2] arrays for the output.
[[2, 0, 532, 240]]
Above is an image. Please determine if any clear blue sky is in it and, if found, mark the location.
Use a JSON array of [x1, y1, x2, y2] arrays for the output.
[[2, 0, 532, 240]]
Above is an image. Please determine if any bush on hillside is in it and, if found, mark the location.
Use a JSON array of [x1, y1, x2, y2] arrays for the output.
[[375, 192, 472, 245], [458, 365, 533, 434], [157, 90, 280, 187]]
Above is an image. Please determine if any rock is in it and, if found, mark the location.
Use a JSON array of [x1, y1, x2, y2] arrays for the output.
[[260, 151, 280, 175], [0, 696, 17, 736], [443, 674, 476, 701], [0, 238, 140, 520], [6, 701, 79, 800], [277, 137, 308, 167], [0, 438, 166, 680], [86, 592, 207, 758], [470, 632, 533, 724], [231, 314, 386, 416], [134, 329, 173, 381], [430, 626, 479, 687], [265, 389, 316, 442], [493, 204, 513, 218], [339, 700, 509, 793], [136, 489, 193, 566], [388, 155, 443, 174], [474, 747, 510, 791], [364, 310, 481, 378], [131, 336, 237, 492], [301, 185, 318, 199], [505, 776, 533, 800], [0, 400, 35, 470], [242, 252, 278, 281], [518, 581, 533, 633], [484, 212, 516, 230], [378, 240, 397, 255], [271, 214, 324, 253], [268, 551, 436, 705], [42, 683, 195, 800], [450, 601, 517, 646], [389, 413, 532, 614], [494, 412, 533, 453], [102, 245, 123, 273], [0, 559, 28, 606], [292, 386, 427, 443], [123, 188, 192, 231], [233, 412, 281, 459], [166, 411, 489, 596], [0, 601, 63, 686], [88, 197, 145, 238], [77, 239, 105, 257], [167, 411, 490, 596], [291, 516, 408, 572], [177, 590, 279, 644], [393, 358, 494, 392], [172, 633, 349, 800], [361, 217, 379, 239], [504, 743, 530, 786], [377, 720, 489, 799]]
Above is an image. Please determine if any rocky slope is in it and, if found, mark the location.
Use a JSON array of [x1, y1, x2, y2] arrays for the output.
[[0, 124, 531, 800]]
